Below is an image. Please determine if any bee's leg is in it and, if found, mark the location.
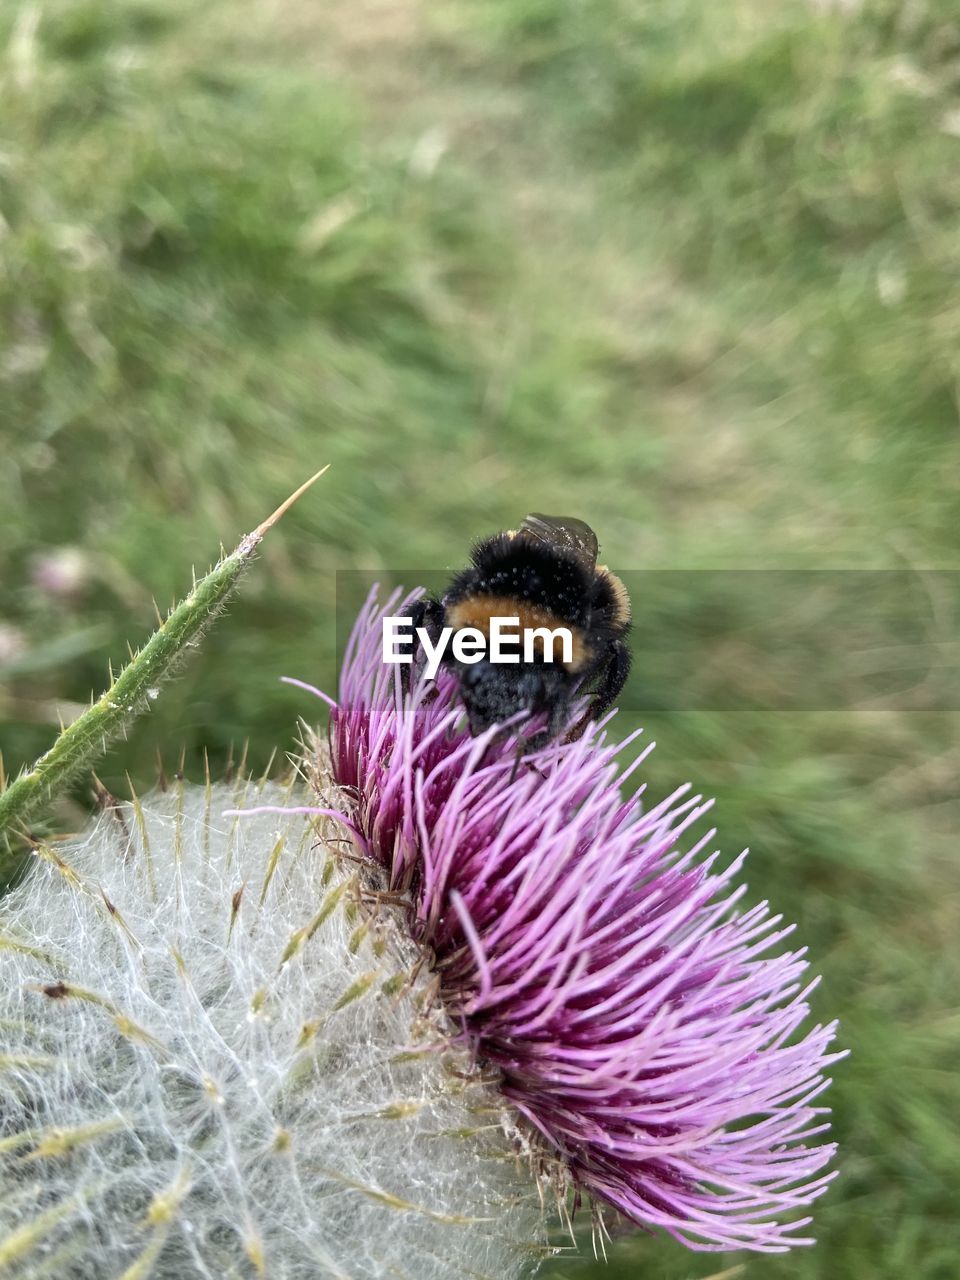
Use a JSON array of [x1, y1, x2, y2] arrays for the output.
[[509, 740, 547, 783], [399, 596, 445, 699], [398, 599, 426, 700], [547, 689, 575, 741], [513, 690, 571, 772], [566, 639, 632, 740], [591, 638, 632, 719]]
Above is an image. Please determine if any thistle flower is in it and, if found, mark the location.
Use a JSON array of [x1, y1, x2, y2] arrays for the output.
[[0, 582, 843, 1277], [321, 587, 845, 1253], [29, 547, 90, 600]]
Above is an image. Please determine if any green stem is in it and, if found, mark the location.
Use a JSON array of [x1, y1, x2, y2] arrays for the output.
[[0, 469, 327, 847]]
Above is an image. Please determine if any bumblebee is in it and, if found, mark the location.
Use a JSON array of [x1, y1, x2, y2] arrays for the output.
[[403, 514, 631, 745]]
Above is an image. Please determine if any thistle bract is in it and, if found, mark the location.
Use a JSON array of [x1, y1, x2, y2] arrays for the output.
[[326, 587, 844, 1253]]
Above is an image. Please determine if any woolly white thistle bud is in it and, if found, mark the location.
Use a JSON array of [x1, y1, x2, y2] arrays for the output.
[[0, 770, 550, 1279]]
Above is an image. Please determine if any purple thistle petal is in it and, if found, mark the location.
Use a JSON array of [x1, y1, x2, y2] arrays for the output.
[[323, 586, 845, 1253]]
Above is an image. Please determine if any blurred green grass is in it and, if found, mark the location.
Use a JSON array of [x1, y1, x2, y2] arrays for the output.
[[1, 0, 958, 1276]]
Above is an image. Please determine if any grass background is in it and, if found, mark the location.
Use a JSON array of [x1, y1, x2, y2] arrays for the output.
[[1, 0, 959, 1275]]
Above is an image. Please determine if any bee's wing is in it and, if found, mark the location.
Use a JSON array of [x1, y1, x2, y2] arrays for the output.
[[519, 513, 599, 569]]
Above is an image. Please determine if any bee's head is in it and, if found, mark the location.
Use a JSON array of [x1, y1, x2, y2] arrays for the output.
[[457, 660, 568, 737]]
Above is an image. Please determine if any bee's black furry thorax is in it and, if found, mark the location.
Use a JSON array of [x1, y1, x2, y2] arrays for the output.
[[447, 532, 597, 625]]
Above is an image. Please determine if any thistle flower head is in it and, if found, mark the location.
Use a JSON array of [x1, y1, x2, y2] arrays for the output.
[[326, 587, 845, 1254], [30, 546, 90, 600], [0, 585, 844, 1277]]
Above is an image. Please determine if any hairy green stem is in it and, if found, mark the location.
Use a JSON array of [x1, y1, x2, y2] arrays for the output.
[[0, 469, 327, 848]]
